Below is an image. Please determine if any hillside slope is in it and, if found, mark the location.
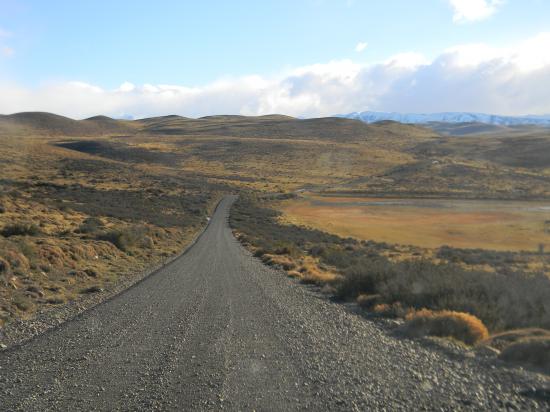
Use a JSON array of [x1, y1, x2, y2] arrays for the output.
[[0, 112, 137, 136]]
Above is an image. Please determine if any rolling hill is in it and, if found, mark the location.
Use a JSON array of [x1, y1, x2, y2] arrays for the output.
[[0, 112, 137, 136], [2, 110, 550, 199]]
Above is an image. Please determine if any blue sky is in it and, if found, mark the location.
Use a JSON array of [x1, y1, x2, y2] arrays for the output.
[[1, 0, 550, 118]]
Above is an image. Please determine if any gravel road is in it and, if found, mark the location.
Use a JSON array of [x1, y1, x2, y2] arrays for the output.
[[1, 195, 548, 411]]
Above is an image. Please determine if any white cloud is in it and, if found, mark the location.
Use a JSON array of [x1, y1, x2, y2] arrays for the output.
[[116, 81, 136, 92], [448, 0, 503, 23], [355, 42, 368, 52], [0, 32, 549, 118]]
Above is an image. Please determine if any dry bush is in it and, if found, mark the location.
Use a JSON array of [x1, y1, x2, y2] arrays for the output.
[[373, 303, 391, 314], [97, 225, 149, 252], [372, 302, 407, 318], [402, 309, 489, 345], [76, 217, 104, 234], [4, 250, 30, 272], [253, 248, 266, 257], [1, 222, 40, 237], [38, 244, 67, 266], [12, 294, 33, 312], [356, 294, 381, 309], [499, 337, 550, 371]]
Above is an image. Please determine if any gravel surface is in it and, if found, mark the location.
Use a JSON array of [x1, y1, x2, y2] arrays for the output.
[[1, 195, 548, 411]]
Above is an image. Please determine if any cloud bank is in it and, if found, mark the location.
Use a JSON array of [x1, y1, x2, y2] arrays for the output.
[[1, 32, 549, 119]]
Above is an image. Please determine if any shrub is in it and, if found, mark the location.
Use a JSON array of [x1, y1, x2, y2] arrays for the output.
[[273, 241, 300, 257], [76, 217, 104, 234], [1, 223, 40, 237], [372, 302, 407, 318], [322, 247, 355, 269], [402, 309, 489, 345], [356, 294, 381, 309], [13, 295, 32, 311], [16, 240, 37, 261], [498, 337, 550, 370], [0, 257, 10, 274], [97, 225, 148, 252], [46, 296, 66, 305], [84, 268, 99, 277], [81, 285, 104, 294], [253, 248, 266, 257], [335, 258, 396, 299]]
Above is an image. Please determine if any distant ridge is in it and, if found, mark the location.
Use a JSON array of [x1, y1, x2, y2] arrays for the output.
[[338, 111, 550, 127], [0, 111, 437, 141], [0, 111, 137, 135]]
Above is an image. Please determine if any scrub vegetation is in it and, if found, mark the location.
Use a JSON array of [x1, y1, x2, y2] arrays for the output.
[[230, 194, 550, 370]]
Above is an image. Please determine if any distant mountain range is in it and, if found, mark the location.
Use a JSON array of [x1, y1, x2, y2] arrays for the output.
[[339, 111, 550, 126]]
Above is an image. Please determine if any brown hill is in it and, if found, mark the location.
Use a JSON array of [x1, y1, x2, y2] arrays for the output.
[[0, 112, 136, 136], [138, 114, 438, 143]]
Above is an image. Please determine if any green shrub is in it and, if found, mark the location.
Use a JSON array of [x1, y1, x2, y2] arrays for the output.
[[76, 217, 104, 234], [1, 223, 40, 237], [97, 225, 148, 252]]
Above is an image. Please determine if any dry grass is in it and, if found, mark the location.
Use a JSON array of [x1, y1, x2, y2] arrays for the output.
[[253, 247, 338, 284], [280, 195, 550, 253], [402, 309, 489, 345], [298, 260, 339, 284], [0, 133, 221, 327], [260, 254, 297, 271]]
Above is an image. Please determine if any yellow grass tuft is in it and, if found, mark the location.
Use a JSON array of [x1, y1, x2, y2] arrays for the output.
[[299, 260, 339, 284], [261, 254, 297, 270], [403, 309, 489, 345]]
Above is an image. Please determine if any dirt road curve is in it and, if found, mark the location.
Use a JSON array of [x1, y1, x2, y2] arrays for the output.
[[0, 196, 548, 411]]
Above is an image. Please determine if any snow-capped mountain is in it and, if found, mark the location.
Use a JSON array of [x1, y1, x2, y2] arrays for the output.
[[338, 111, 550, 126]]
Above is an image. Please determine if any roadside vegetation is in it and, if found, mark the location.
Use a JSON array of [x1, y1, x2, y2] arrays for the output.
[[0, 135, 224, 328], [231, 193, 550, 371]]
